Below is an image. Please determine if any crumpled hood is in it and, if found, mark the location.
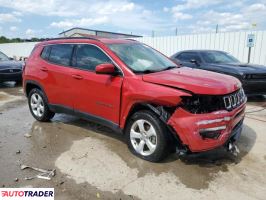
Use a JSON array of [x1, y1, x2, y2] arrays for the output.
[[0, 60, 23, 69], [142, 67, 241, 95], [209, 63, 266, 74]]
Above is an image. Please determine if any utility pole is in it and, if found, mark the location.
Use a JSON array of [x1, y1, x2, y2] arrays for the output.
[[152, 30, 155, 37], [247, 33, 255, 63], [175, 27, 178, 36], [215, 24, 219, 33], [247, 47, 251, 63]]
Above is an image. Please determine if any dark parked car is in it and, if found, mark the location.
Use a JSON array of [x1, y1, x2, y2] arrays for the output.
[[0, 51, 23, 84], [171, 50, 266, 96]]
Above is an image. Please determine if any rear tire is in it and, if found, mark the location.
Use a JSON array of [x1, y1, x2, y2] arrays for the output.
[[125, 110, 169, 162], [28, 88, 55, 122]]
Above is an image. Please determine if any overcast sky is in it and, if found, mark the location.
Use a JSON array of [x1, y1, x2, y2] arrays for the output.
[[0, 0, 265, 38]]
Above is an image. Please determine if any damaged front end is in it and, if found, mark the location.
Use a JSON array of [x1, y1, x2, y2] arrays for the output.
[[154, 88, 246, 155], [180, 88, 246, 114]]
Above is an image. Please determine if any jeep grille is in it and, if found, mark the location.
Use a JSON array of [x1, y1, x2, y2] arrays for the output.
[[223, 88, 246, 111]]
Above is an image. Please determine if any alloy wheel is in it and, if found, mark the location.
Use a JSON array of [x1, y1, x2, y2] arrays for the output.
[[30, 93, 44, 118], [130, 119, 157, 156]]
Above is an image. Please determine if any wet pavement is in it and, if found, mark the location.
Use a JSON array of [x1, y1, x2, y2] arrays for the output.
[[0, 82, 266, 200]]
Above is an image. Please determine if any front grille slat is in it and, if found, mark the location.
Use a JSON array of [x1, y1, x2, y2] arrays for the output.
[[223, 88, 245, 111], [245, 74, 266, 80], [0, 69, 21, 74], [251, 74, 266, 79]]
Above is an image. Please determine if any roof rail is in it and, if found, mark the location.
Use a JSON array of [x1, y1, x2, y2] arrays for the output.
[[44, 37, 101, 42]]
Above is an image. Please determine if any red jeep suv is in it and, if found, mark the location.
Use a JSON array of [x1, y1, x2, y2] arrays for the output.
[[23, 37, 246, 162]]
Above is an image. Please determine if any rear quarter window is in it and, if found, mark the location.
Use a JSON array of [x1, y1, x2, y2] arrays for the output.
[[40, 46, 51, 60], [42, 44, 74, 66]]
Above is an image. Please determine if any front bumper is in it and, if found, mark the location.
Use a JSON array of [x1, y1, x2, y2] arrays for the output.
[[242, 79, 266, 95], [0, 72, 22, 82], [167, 102, 246, 152]]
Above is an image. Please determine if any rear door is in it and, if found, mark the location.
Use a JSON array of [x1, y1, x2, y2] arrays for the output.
[[70, 44, 123, 125], [40, 44, 74, 109]]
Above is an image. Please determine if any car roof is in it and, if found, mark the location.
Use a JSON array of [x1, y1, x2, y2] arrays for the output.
[[177, 50, 226, 53], [38, 37, 138, 46]]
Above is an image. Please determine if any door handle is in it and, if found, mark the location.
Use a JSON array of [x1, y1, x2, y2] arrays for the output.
[[71, 74, 83, 80], [40, 67, 48, 72]]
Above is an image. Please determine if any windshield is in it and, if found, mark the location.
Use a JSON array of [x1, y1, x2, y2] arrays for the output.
[[201, 51, 240, 64], [108, 43, 177, 73], [0, 51, 9, 61]]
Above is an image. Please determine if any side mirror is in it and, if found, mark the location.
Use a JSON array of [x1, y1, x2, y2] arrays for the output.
[[95, 63, 116, 75], [9, 57, 14, 60], [190, 59, 200, 66]]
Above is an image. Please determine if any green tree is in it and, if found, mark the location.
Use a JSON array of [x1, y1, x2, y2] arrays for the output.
[[0, 36, 45, 43]]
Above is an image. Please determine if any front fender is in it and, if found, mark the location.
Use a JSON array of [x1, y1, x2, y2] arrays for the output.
[[119, 77, 191, 128]]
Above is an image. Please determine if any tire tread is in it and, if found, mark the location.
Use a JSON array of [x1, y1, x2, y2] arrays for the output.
[[28, 88, 55, 122]]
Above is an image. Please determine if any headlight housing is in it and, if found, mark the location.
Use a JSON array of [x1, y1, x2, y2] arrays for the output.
[[181, 95, 225, 114]]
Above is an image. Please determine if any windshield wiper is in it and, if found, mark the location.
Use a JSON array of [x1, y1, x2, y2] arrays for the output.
[[157, 66, 178, 72], [165, 66, 178, 70], [133, 69, 159, 74], [133, 66, 178, 74]]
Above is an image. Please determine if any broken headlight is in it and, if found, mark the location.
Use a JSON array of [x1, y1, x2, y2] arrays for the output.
[[181, 95, 225, 114]]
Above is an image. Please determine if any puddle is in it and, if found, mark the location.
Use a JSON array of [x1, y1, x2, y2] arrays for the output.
[[53, 115, 259, 196], [54, 117, 220, 189], [54, 128, 263, 200], [55, 137, 194, 199]]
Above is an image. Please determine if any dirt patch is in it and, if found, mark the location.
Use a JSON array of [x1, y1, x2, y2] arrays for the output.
[[56, 137, 139, 193], [0, 91, 23, 107]]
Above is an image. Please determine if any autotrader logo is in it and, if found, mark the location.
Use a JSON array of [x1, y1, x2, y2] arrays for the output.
[[0, 188, 54, 199]]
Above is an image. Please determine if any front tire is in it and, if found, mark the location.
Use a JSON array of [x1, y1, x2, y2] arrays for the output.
[[125, 110, 169, 162], [28, 88, 55, 122]]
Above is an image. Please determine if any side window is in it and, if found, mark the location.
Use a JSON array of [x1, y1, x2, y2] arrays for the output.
[[177, 52, 201, 63], [75, 44, 112, 71], [40, 46, 51, 60], [48, 44, 74, 66]]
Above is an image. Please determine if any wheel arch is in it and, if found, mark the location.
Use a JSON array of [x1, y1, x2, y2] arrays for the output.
[[25, 80, 49, 103], [123, 103, 184, 150], [123, 103, 175, 128], [124, 103, 152, 126]]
